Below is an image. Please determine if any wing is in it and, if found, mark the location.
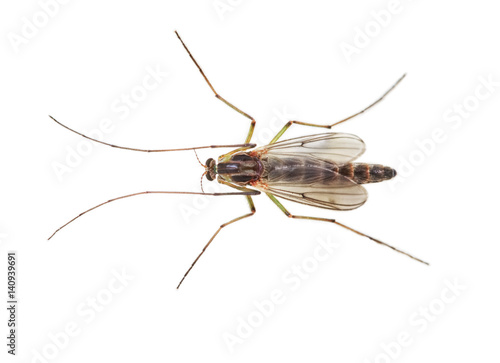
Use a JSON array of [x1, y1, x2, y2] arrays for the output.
[[259, 171, 368, 211], [252, 133, 367, 210], [255, 133, 366, 164]]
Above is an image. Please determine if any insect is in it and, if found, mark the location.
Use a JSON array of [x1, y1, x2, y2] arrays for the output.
[[49, 31, 428, 288]]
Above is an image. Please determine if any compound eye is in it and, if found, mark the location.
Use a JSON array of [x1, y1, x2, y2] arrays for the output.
[[205, 158, 215, 168], [205, 158, 216, 181]]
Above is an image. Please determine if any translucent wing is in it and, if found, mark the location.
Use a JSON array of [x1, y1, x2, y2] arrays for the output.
[[250, 133, 367, 210], [261, 169, 367, 211], [254, 153, 368, 211], [256, 133, 366, 164]]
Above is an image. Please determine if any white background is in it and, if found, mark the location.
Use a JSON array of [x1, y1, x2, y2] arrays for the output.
[[1, 0, 499, 362]]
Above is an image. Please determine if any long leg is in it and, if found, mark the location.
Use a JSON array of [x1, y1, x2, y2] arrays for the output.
[[175, 31, 256, 144], [266, 193, 428, 265], [48, 189, 260, 240], [177, 195, 256, 289], [49, 116, 255, 152], [270, 74, 406, 144]]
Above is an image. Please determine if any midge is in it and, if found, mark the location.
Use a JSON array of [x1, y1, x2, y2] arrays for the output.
[[49, 31, 428, 288]]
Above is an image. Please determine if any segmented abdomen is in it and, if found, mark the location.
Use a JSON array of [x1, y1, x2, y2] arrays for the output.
[[262, 156, 396, 185], [338, 163, 396, 184]]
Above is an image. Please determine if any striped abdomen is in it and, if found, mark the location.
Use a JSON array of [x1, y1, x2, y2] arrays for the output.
[[263, 156, 396, 185], [338, 163, 396, 184]]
